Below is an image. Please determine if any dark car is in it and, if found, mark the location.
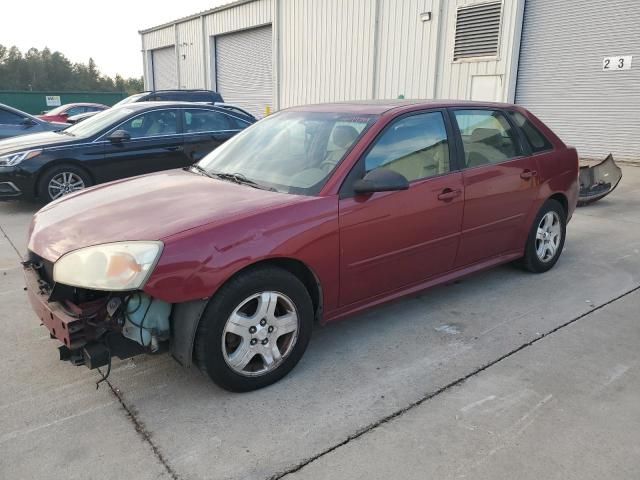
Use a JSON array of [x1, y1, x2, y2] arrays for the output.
[[23, 100, 578, 392], [71, 90, 227, 123], [0, 103, 67, 140], [0, 101, 254, 201], [116, 89, 224, 105]]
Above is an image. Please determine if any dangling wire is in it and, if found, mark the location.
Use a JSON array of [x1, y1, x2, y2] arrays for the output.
[[95, 336, 112, 390]]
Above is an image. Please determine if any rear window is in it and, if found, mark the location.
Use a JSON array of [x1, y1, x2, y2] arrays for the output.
[[509, 111, 553, 153]]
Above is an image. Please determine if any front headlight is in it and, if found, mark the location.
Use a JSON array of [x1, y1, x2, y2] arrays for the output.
[[53, 241, 163, 291], [0, 149, 42, 167]]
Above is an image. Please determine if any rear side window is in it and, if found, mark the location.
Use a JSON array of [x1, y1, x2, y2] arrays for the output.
[[453, 109, 522, 167], [184, 109, 231, 132], [509, 111, 553, 153]]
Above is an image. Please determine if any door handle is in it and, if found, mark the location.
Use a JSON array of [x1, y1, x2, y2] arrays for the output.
[[165, 146, 183, 152], [520, 169, 538, 180], [437, 188, 462, 201]]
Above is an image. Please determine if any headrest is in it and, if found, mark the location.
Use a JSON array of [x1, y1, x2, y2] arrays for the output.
[[471, 128, 501, 144], [332, 125, 360, 148]]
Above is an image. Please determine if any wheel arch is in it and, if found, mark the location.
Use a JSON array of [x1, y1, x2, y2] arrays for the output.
[[169, 256, 324, 369], [548, 192, 568, 216]]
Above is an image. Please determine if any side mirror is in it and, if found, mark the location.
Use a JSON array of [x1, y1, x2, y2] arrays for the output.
[[353, 168, 409, 195], [108, 129, 131, 143], [21, 117, 37, 127]]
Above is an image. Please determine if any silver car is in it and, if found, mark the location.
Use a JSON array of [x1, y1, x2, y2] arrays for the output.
[[0, 103, 66, 140]]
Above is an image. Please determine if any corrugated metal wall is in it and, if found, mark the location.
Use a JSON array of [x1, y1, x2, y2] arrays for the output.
[[516, 0, 640, 161], [140, 0, 525, 107], [177, 18, 206, 89], [375, 0, 441, 100], [279, 0, 377, 106]]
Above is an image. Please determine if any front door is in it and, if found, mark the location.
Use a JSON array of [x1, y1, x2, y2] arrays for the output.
[[339, 110, 464, 306], [99, 109, 185, 181], [450, 108, 539, 267]]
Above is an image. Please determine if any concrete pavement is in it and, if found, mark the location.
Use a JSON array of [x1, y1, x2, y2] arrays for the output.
[[0, 165, 639, 479]]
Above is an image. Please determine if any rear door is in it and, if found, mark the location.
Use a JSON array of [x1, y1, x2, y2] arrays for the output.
[[181, 108, 247, 163], [338, 110, 464, 306], [99, 108, 185, 181], [450, 108, 539, 267]]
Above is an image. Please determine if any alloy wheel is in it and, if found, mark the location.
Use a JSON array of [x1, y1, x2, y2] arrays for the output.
[[535, 211, 562, 262], [222, 291, 299, 377], [48, 172, 85, 200]]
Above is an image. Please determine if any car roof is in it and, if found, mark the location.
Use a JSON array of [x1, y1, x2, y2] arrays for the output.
[[61, 102, 108, 107], [285, 99, 520, 115], [114, 101, 254, 119]]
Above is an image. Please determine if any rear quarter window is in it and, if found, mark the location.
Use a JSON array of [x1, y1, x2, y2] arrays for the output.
[[509, 111, 553, 153]]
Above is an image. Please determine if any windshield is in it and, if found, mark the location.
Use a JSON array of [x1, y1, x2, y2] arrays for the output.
[[113, 93, 147, 107], [64, 107, 135, 137], [197, 111, 376, 195]]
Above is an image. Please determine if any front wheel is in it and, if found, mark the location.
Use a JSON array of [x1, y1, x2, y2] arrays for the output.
[[520, 199, 567, 273], [38, 164, 92, 203], [195, 266, 313, 392]]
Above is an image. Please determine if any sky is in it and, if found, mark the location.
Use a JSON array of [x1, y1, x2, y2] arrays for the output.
[[1, 1, 230, 79]]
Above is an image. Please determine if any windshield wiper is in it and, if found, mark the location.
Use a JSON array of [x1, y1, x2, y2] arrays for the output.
[[55, 130, 74, 136], [187, 165, 276, 191], [211, 172, 277, 191], [187, 164, 216, 179]]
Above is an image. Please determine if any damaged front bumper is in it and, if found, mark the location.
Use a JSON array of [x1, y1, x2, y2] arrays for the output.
[[578, 154, 623, 206], [23, 260, 171, 370]]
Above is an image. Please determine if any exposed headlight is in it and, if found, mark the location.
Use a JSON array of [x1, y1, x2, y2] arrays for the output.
[[53, 241, 163, 291], [0, 149, 42, 166]]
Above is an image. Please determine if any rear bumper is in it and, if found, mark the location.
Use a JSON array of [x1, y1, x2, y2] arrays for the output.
[[24, 266, 87, 349]]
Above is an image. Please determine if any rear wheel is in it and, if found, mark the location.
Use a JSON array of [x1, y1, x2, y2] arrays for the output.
[[38, 164, 92, 203], [521, 199, 566, 273], [195, 266, 313, 392]]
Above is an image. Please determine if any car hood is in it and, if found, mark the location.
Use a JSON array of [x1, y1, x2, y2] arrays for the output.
[[28, 169, 304, 262], [0, 131, 77, 155]]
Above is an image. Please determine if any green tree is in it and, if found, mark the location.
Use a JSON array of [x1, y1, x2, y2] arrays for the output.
[[0, 44, 143, 93]]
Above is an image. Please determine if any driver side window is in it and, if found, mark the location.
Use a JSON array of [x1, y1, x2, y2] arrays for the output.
[[118, 110, 178, 139], [364, 112, 450, 182]]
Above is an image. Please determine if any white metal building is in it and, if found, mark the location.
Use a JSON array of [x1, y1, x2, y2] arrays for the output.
[[139, 0, 639, 161]]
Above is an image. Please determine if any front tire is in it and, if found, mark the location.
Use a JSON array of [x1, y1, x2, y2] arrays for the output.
[[521, 199, 567, 273], [195, 266, 313, 392], [38, 164, 92, 203]]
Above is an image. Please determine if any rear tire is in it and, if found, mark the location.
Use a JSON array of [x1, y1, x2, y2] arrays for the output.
[[195, 266, 313, 392], [520, 199, 566, 273], [38, 164, 92, 203]]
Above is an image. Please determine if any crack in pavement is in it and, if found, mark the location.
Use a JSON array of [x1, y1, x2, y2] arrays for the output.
[[267, 284, 640, 480], [106, 379, 182, 480], [0, 223, 22, 258], [0, 221, 181, 478]]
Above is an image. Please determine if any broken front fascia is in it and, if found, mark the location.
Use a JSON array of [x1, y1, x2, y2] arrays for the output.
[[578, 154, 622, 206], [23, 256, 171, 370]]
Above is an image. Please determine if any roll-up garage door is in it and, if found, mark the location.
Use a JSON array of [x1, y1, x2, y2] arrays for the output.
[[515, 1, 640, 162], [215, 25, 273, 118], [152, 46, 178, 90]]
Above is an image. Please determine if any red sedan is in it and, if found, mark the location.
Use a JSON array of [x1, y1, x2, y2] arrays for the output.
[[38, 103, 109, 123], [24, 100, 578, 391]]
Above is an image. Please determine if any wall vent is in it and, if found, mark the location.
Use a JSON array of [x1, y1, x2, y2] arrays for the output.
[[454, 2, 502, 61]]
